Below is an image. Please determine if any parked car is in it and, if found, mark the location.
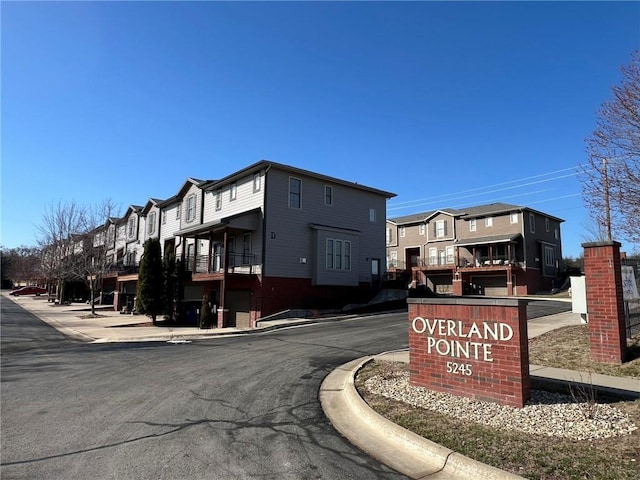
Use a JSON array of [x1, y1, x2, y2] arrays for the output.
[[10, 286, 48, 296]]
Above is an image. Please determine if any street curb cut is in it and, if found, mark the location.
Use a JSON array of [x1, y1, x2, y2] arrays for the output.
[[319, 355, 525, 480]]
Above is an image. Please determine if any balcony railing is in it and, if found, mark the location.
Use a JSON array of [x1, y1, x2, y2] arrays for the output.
[[389, 256, 522, 271], [185, 253, 262, 275]]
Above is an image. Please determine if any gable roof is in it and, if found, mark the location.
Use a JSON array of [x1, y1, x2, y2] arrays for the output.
[[388, 202, 564, 224], [203, 160, 396, 199]]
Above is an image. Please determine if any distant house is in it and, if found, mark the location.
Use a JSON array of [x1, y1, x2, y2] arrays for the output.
[[386, 203, 563, 296], [92, 161, 395, 327]]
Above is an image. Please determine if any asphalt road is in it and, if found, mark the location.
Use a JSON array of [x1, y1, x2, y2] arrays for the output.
[[1, 299, 412, 480], [1, 298, 570, 480]]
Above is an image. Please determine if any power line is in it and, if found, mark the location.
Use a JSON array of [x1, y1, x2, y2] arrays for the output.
[[388, 166, 590, 213]]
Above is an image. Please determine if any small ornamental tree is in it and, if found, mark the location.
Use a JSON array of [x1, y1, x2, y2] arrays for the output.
[[199, 294, 213, 329], [136, 238, 164, 325]]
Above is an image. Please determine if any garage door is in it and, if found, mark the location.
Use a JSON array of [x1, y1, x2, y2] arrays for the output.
[[472, 275, 507, 296], [226, 290, 251, 329], [426, 274, 453, 294]]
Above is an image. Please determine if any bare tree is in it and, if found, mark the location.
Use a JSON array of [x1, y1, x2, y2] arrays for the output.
[[69, 199, 120, 315], [38, 200, 87, 303], [582, 51, 640, 246], [0, 246, 43, 287], [37, 199, 119, 308]]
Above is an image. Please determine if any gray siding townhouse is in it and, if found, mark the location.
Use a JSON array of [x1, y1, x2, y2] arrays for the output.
[[95, 161, 395, 327], [386, 202, 563, 296]]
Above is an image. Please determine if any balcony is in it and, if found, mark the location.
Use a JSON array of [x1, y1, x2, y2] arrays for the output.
[[186, 252, 262, 276]]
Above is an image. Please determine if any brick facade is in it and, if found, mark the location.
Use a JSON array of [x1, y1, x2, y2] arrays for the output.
[[408, 297, 530, 408], [582, 241, 627, 364]]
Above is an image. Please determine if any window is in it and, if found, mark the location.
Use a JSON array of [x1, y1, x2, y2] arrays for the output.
[[470, 219, 476, 232], [429, 247, 437, 265], [326, 238, 351, 270], [446, 246, 454, 264], [176, 203, 181, 219], [289, 177, 301, 209], [125, 251, 136, 266], [400, 226, 406, 238], [485, 217, 493, 227], [435, 220, 446, 238], [215, 189, 222, 210], [545, 218, 550, 232], [148, 212, 156, 236], [419, 224, 425, 235], [388, 251, 398, 268], [386, 227, 392, 244], [230, 182, 237, 201], [544, 245, 555, 266], [324, 185, 333, 205], [186, 195, 196, 222], [369, 208, 377, 222], [162, 210, 167, 225], [127, 217, 136, 239], [242, 233, 252, 265], [529, 213, 536, 233], [253, 173, 261, 192], [510, 213, 518, 224], [554, 228, 559, 240]]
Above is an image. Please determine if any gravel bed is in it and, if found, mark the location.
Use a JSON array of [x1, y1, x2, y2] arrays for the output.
[[364, 371, 638, 440]]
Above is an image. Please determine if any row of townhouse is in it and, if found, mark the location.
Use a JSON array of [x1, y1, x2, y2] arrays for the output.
[[93, 161, 396, 328], [386, 203, 564, 296]]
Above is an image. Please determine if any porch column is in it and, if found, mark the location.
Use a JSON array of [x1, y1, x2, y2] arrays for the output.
[[208, 233, 214, 273], [217, 228, 229, 328]]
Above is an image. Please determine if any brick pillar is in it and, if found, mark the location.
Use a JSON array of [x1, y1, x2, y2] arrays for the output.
[[582, 241, 627, 364]]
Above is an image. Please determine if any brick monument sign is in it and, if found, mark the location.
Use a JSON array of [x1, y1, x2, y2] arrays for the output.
[[408, 297, 530, 408]]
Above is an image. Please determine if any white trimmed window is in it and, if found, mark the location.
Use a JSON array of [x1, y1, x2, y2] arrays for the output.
[[186, 194, 196, 222], [470, 219, 476, 232], [176, 203, 181, 219], [435, 220, 446, 238], [215, 189, 222, 210], [446, 246, 454, 264], [386, 227, 392, 244], [429, 247, 437, 265], [485, 217, 493, 227], [326, 238, 351, 270], [162, 210, 167, 225], [388, 251, 397, 268], [400, 226, 406, 238], [289, 177, 302, 209], [127, 217, 136, 239], [544, 245, 555, 266], [253, 173, 261, 192], [510, 213, 518, 224], [148, 212, 156, 236], [230, 183, 237, 201], [325, 185, 333, 205], [419, 224, 425, 235]]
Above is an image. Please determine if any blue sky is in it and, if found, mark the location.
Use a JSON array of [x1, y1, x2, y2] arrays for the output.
[[2, 1, 638, 258]]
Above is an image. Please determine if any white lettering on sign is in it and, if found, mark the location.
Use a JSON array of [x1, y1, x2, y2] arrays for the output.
[[411, 317, 514, 364]]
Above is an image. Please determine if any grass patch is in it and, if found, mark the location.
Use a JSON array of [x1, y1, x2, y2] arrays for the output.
[[356, 327, 640, 479], [529, 325, 640, 378]]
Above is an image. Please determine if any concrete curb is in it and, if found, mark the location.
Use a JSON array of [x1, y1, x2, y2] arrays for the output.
[[319, 355, 525, 480]]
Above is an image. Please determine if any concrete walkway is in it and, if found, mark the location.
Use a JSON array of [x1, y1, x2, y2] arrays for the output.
[[4, 293, 639, 479]]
